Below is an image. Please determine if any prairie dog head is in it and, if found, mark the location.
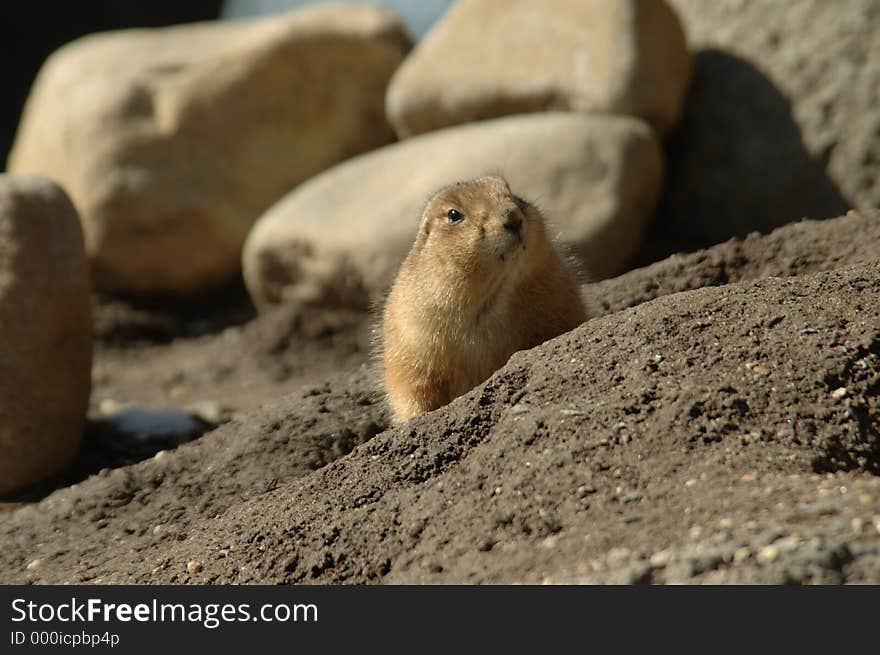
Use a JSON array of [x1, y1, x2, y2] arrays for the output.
[[408, 176, 547, 305]]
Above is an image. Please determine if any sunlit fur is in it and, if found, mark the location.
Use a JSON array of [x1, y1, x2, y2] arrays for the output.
[[382, 175, 588, 423]]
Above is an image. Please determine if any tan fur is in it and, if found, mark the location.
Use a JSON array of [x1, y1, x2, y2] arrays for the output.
[[381, 175, 588, 423]]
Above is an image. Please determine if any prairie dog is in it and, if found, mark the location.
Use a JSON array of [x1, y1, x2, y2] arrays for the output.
[[381, 175, 587, 422]]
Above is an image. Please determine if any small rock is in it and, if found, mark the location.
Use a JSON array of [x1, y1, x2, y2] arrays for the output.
[[649, 550, 672, 568], [775, 535, 801, 553], [98, 399, 129, 416], [540, 536, 559, 550], [577, 485, 597, 498], [186, 561, 203, 575], [756, 545, 779, 564], [186, 400, 228, 425], [733, 547, 752, 563], [830, 387, 848, 400]]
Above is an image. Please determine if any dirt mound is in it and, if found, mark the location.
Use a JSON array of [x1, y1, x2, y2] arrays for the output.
[[1, 369, 387, 582], [123, 261, 878, 585], [2, 213, 877, 583], [594, 210, 880, 314]]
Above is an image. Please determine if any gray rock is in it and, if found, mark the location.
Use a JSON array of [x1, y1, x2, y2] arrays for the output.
[[0, 175, 92, 496], [386, 0, 692, 138], [243, 112, 663, 309]]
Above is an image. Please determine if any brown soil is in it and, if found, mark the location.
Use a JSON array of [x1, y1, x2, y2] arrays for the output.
[[1, 211, 878, 584]]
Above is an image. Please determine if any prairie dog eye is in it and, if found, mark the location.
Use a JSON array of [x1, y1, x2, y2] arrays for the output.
[[447, 209, 464, 224]]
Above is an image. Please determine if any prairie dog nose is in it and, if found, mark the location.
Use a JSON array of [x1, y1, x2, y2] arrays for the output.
[[497, 203, 522, 233]]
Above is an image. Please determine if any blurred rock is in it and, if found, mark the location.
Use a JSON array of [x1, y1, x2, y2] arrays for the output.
[[8, 5, 411, 295], [185, 400, 232, 425], [650, 0, 877, 257], [0, 175, 92, 496], [0, 3, 222, 166], [386, 0, 691, 138], [243, 112, 662, 309]]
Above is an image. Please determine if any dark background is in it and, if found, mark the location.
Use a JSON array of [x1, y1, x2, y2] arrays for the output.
[[0, 2, 222, 167]]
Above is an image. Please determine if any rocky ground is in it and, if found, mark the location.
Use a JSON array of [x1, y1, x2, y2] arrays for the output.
[[2, 210, 877, 585]]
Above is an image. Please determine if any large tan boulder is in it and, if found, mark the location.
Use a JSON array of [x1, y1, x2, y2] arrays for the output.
[[653, 0, 878, 254], [386, 0, 691, 139], [243, 112, 663, 309], [0, 175, 92, 496], [7, 5, 411, 295]]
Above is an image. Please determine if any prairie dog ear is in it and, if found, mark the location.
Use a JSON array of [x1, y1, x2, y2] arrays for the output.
[[410, 206, 433, 252], [512, 195, 531, 210]]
